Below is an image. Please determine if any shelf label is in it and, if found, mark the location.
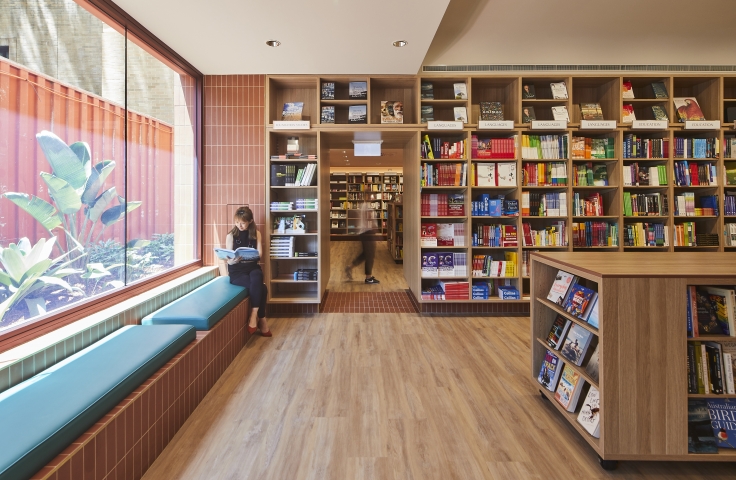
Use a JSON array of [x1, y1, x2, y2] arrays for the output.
[[685, 120, 720, 130], [427, 120, 464, 130], [531, 120, 567, 130], [273, 120, 311, 130], [580, 120, 617, 130], [478, 120, 514, 130], [631, 120, 667, 130]]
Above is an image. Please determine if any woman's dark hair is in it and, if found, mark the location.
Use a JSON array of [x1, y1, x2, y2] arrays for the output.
[[229, 206, 257, 238]]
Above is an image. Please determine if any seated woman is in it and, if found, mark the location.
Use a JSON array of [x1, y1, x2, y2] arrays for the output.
[[225, 206, 271, 337]]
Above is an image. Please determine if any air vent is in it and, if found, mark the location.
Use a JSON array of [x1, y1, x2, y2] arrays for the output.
[[423, 65, 736, 73]]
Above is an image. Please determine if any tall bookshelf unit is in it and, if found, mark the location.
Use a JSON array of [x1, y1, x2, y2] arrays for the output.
[[266, 74, 736, 309], [387, 202, 403, 261], [530, 252, 736, 467]]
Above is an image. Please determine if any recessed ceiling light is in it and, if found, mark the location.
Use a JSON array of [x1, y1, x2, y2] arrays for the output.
[[392, 40, 407, 47], [266, 40, 281, 47]]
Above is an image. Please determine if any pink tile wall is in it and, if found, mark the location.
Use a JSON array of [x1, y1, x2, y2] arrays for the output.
[[203, 75, 266, 266]]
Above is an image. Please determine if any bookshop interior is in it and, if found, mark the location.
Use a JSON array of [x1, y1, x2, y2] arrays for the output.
[[3, 0, 736, 479]]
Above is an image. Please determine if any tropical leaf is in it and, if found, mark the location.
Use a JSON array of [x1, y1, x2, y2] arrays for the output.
[[19, 259, 53, 285], [101, 204, 125, 227], [81, 262, 111, 279], [86, 187, 117, 222], [69, 141, 91, 172], [127, 239, 150, 249], [2, 193, 62, 231], [24, 297, 47, 316], [21, 236, 53, 268], [40, 173, 82, 214], [81, 161, 115, 205], [0, 246, 27, 284], [0, 270, 12, 287], [36, 131, 87, 189]]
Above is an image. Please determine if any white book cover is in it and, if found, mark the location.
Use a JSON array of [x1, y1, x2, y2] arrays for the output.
[[547, 270, 576, 305], [577, 386, 601, 438], [721, 342, 736, 392], [725, 353, 735, 395], [453, 83, 468, 100], [497, 163, 517, 186], [550, 82, 569, 99], [551, 106, 570, 122], [476, 163, 497, 186]]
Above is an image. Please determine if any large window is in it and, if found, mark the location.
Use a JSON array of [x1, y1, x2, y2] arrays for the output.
[[0, 0, 199, 334]]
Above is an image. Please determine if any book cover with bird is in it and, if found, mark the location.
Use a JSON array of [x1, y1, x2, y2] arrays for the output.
[[706, 398, 736, 449]]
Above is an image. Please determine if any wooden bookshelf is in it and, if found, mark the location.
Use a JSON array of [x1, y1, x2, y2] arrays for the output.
[[328, 171, 402, 238], [387, 202, 403, 262], [531, 252, 736, 467]]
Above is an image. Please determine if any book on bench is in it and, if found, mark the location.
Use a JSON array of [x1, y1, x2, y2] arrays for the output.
[[214, 247, 260, 261]]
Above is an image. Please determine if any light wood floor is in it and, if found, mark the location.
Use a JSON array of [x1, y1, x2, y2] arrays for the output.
[[143, 314, 736, 479], [326, 240, 408, 292]]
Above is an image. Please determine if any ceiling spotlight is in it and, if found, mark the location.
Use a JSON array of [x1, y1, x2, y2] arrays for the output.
[[266, 40, 281, 47], [392, 40, 407, 47]]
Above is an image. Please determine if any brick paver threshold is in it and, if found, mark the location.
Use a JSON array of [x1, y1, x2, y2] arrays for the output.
[[320, 291, 418, 313]]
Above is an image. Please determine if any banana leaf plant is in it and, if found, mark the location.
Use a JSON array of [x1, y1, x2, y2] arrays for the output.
[[1, 130, 142, 254], [0, 237, 84, 321]]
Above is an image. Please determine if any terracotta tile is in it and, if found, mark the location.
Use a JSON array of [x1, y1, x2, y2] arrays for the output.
[[95, 431, 107, 479], [82, 441, 95, 480], [125, 448, 134, 480], [115, 414, 125, 463], [71, 452, 84, 480], [56, 460, 72, 480]]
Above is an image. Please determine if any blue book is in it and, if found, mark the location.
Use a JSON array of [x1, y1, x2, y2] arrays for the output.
[[563, 283, 598, 320], [706, 399, 736, 449], [586, 297, 599, 329]]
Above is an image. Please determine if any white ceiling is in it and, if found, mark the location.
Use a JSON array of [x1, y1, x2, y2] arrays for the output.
[[116, 0, 736, 75]]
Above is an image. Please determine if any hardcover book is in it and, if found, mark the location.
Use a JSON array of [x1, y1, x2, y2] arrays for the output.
[[622, 80, 634, 99], [282, 102, 304, 121], [555, 364, 584, 412], [547, 314, 572, 349], [651, 81, 669, 99], [585, 344, 600, 383], [538, 349, 563, 392], [480, 102, 504, 121], [421, 105, 434, 124], [522, 84, 536, 99], [551, 106, 570, 122], [674, 97, 706, 122], [321, 106, 335, 124], [421, 223, 437, 247], [381, 101, 404, 124], [348, 105, 367, 124], [706, 398, 736, 449], [577, 386, 601, 438], [547, 270, 576, 305], [453, 82, 468, 100], [563, 283, 597, 320], [421, 252, 438, 277], [421, 81, 434, 100], [214, 247, 259, 262], [321, 82, 335, 100], [550, 81, 569, 99], [522, 106, 536, 123], [561, 323, 594, 366], [622, 104, 636, 123], [348, 81, 367, 99], [651, 105, 668, 121], [454, 106, 468, 123], [689, 399, 719, 453]]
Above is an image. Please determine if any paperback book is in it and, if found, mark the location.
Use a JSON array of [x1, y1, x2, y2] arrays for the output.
[[522, 106, 536, 123], [577, 386, 601, 438], [522, 84, 536, 99], [321, 82, 335, 100], [321, 106, 335, 124], [214, 247, 259, 262], [538, 349, 563, 392], [580, 103, 604, 121], [421, 105, 435, 124], [561, 323, 594, 366], [689, 399, 719, 453], [551, 106, 570, 122], [547, 270, 577, 305], [555, 364, 584, 412], [585, 344, 600, 383], [454, 106, 468, 123], [348, 105, 367, 124], [622, 104, 636, 123], [282, 102, 304, 121], [706, 398, 736, 449], [349, 81, 367, 99], [547, 314, 572, 349], [674, 97, 706, 122], [651, 81, 669, 99], [586, 297, 599, 328], [622, 80, 634, 99], [479, 102, 504, 121], [550, 81, 569, 99], [381, 101, 404, 124], [563, 283, 598, 320], [651, 105, 668, 121], [453, 82, 468, 100], [421, 81, 434, 99]]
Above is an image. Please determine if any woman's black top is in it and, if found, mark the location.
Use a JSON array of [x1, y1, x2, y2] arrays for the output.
[[228, 229, 260, 275]]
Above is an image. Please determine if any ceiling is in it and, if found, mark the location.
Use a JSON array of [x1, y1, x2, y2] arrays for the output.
[[116, 0, 736, 75]]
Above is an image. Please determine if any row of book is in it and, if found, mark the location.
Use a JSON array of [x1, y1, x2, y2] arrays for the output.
[[622, 135, 669, 159], [474, 162, 517, 186], [623, 163, 667, 187], [674, 194, 718, 217], [471, 135, 516, 159], [726, 223, 736, 246], [471, 252, 518, 278], [521, 161, 567, 186], [421, 280, 470, 300], [571, 222, 619, 247], [674, 222, 697, 247], [421, 162, 468, 186], [520, 134, 569, 160], [724, 138, 736, 159], [547, 270, 600, 326], [726, 193, 736, 216], [471, 224, 518, 247], [673, 161, 717, 186], [673, 137, 719, 159], [570, 136, 615, 160], [293, 269, 318, 281], [623, 192, 667, 217], [270, 236, 295, 257], [421, 252, 467, 278], [572, 192, 604, 217], [422, 135, 466, 159], [420, 81, 468, 100], [687, 285, 736, 337], [522, 222, 567, 247], [522, 192, 568, 217], [270, 164, 317, 187], [420, 193, 465, 216], [471, 194, 518, 217], [688, 341, 735, 395], [420, 223, 466, 247], [623, 222, 669, 247], [572, 163, 608, 187]]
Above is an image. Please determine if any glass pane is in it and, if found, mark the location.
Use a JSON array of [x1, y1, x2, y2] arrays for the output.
[[0, 0, 126, 331], [125, 35, 197, 283]]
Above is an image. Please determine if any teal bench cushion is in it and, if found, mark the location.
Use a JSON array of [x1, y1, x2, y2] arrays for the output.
[[141, 276, 248, 330], [0, 324, 195, 480]]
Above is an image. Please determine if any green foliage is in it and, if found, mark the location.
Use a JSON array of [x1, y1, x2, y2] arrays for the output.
[[87, 234, 174, 284]]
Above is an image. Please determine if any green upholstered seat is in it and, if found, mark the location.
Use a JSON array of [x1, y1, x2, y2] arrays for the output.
[[0, 324, 195, 480], [141, 276, 248, 330]]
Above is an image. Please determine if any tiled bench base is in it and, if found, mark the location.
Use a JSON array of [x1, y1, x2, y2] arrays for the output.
[[30, 297, 250, 480]]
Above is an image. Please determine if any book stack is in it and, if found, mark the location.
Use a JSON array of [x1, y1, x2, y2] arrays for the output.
[[294, 198, 318, 211], [422, 135, 466, 159], [421, 252, 467, 278], [270, 236, 295, 257], [270, 201, 294, 211], [571, 137, 615, 160], [420, 162, 468, 186], [572, 163, 608, 186], [674, 137, 719, 159], [623, 135, 668, 159], [572, 192, 604, 217], [472, 281, 493, 300], [674, 161, 717, 186], [623, 192, 667, 216], [472, 224, 517, 247], [723, 138, 736, 159], [521, 162, 568, 186], [521, 134, 569, 160], [293, 269, 318, 281], [623, 223, 668, 247], [522, 222, 567, 247], [420, 193, 465, 216], [470, 195, 518, 217], [623, 163, 667, 186], [473, 163, 517, 187], [497, 285, 520, 300], [470, 135, 516, 159], [421, 284, 446, 300], [571, 221, 619, 247], [522, 192, 568, 217], [439, 280, 469, 300]]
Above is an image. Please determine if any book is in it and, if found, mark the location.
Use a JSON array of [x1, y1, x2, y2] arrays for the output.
[[651, 81, 669, 99], [561, 323, 594, 366], [585, 344, 600, 383], [547, 270, 577, 305], [421, 105, 434, 124], [270, 164, 287, 186], [550, 81, 569, 99], [321, 106, 335, 124], [622, 104, 636, 123], [586, 296, 599, 328], [580, 103, 604, 121], [214, 247, 259, 262], [704, 286, 736, 336], [706, 398, 736, 449], [538, 349, 563, 392], [421, 81, 434, 100], [592, 165, 608, 187], [688, 399, 719, 453], [551, 106, 570, 122], [282, 102, 304, 121], [272, 215, 307, 233], [381, 101, 404, 124], [348, 105, 367, 124], [496, 163, 516, 186], [454, 106, 468, 123], [349, 81, 367, 99], [695, 287, 727, 335], [555, 364, 584, 412], [546, 314, 572, 349], [674, 97, 706, 122], [522, 106, 536, 123], [563, 283, 598, 320], [479, 102, 504, 121], [577, 386, 601, 438], [522, 84, 536, 99], [651, 105, 668, 121], [622, 80, 634, 99], [453, 82, 468, 100], [722, 341, 736, 391], [321, 82, 335, 100], [287, 136, 300, 153]]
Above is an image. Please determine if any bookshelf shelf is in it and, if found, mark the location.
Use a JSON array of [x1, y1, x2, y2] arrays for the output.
[[535, 337, 599, 388]]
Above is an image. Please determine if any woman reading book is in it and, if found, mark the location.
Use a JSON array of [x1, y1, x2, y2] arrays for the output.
[[226, 206, 271, 337]]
